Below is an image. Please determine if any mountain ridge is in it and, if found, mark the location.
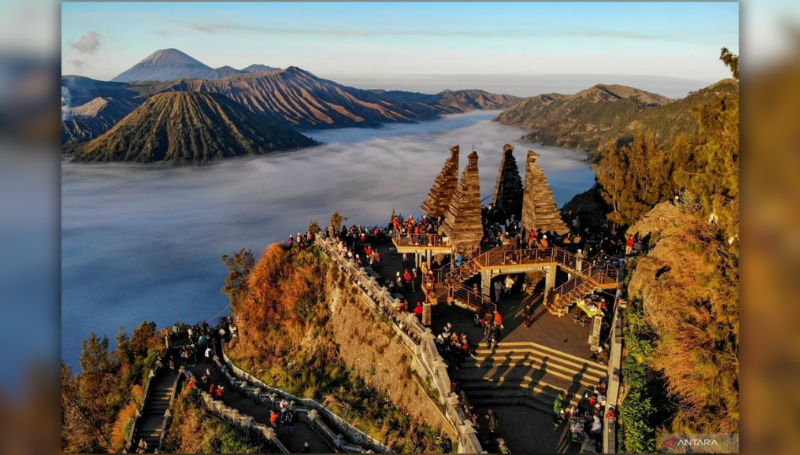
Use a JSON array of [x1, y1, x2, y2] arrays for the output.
[[69, 91, 317, 163], [495, 79, 738, 156]]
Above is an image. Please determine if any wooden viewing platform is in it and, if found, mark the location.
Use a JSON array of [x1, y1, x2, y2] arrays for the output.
[[391, 232, 453, 254]]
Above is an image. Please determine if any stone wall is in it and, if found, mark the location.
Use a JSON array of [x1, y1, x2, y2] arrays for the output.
[[316, 236, 483, 454], [327, 269, 456, 439]]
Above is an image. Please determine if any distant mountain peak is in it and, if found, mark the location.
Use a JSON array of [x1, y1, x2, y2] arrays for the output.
[[242, 64, 280, 74], [112, 49, 279, 83]]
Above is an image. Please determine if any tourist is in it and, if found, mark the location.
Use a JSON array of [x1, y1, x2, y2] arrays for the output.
[[553, 393, 565, 425], [576, 249, 585, 273], [402, 252, 409, 269], [484, 409, 500, 445], [540, 234, 549, 248], [414, 302, 423, 320], [169, 356, 175, 374], [302, 442, 311, 453], [504, 275, 515, 298], [421, 260, 429, 276], [279, 398, 288, 421], [287, 235, 293, 247], [498, 438, 511, 454], [395, 272, 406, 296], [473, 313, 482, 327], [215, 385, 224, 401], [455, 253, 463, 267], [136, 439, 148, 453], [523, 301, 534, 328], [403, 269, 413, 291], [270, 409, 280, 428], [493, 280, 502, 302], [591, 415, 603, 439], [412, 268, 419, 292], [625, 235, 635, 256], [494, 311, 503, 330], [483, 312, 493, 336], [285, 408, 296, 435], [442, 322, 452, 338]]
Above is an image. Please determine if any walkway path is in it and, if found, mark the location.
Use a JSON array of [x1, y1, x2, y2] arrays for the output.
[[131, 368, 179, 452], [185, 345, 334, 453]]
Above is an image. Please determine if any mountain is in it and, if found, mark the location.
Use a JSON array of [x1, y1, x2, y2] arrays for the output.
[[154, 66, 447, 128], [374, 89, 524, 111], [112, 49, 213, 82], [242, 64, 280, 74], [63, 64, 523, 146], [61, 96, 141, 145], [495, 80, 738, 155], [69, 92, 317, 163], [111, 49, 280, 82]]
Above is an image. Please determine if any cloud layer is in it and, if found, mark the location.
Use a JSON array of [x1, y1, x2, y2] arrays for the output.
[[61, 111, 594, 366]]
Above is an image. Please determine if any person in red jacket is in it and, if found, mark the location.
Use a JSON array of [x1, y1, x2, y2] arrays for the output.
[[494, 311, 503, 328], [215, 385, 224, 401], [403, 269, 414, 293], [626, 235, 635, 255], [414, 302, 423, 319]]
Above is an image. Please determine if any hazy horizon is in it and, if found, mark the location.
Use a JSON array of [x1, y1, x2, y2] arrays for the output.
[[62, 2, 739, 84]]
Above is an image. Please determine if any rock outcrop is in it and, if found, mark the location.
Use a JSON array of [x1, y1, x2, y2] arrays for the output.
[[521, 150, 570, 236], [420, 146, 460, 219], [492, 144, 524, 219], [442, 151, 484, 251]]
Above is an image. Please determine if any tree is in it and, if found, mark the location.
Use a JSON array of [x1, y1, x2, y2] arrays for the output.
[[331, 210, 346, 233], [595, 129, 671, 227], [719, 47, 739, 81], [221, 248, 255, 313]]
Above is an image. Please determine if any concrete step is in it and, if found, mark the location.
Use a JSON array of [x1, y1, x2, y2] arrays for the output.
[[455, 364, 596, 390], [462, 384, 588, 410], [475, 342, 606, 375], [468, 395, 555, 415], [467, 353, 605, 384], [459, 378, 589, 403]]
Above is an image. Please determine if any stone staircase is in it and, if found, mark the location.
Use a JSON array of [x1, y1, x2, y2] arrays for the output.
[[131, 371, 179, 452], [453, 341, 606, 415]]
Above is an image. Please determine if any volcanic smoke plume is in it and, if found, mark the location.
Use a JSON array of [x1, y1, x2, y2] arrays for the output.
[[61, 86, 72, 121]]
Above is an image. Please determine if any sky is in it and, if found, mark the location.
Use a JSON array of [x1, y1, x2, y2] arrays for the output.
[[60, 2, 739, 89]]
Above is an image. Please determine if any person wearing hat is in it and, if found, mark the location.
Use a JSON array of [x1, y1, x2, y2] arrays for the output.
[[414, 301, 423, 319], [576, 248, 585, 273], [540, 234, 549, 248], [302, 442, 311, 453]]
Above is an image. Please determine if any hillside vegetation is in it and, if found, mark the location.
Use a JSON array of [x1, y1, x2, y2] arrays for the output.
[[223, 244, 452, 452], [587, 49, 738, 451], [495, 80, 738, 158], [61, 322, 165, 453]]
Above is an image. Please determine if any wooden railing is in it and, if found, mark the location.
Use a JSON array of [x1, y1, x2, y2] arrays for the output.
[[393, 231, 449, 248]]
